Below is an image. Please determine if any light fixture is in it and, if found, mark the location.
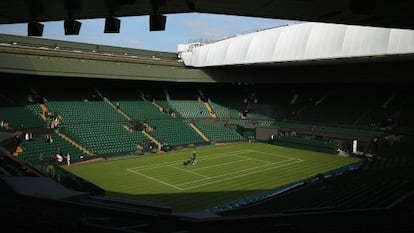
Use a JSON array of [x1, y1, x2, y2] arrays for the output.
[[27, 0, 44, 37], [149, 0, 167, 31], [64, 18, 82, 35], [28, 21, 44, 37], [104, 17, 120, 33], [149, 14, 166, 31]]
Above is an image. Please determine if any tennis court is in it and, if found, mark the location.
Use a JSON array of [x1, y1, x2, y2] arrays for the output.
[[67, 142, 360, 212], [127, 149, 304, 190]]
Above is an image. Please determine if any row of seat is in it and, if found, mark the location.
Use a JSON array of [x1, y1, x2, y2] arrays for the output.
[[149, 119, 205, 146], [117, 101, 170, 120], [19, 132, 87, 164], [168, 100, 211, 118], [46, 101, 125, 123], [0, 105, 45, 128], [209, 102, 241, 118], [194, 122, 244, 142], [61, 122, 146, 155]]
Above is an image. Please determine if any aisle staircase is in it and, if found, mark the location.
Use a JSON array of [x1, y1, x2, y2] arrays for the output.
[[152, 101, 164, 112], [142, 131, 162, 152], [96, 88, 134, 122], [39, 104, 48, 121], [96, 88, 163, 152], [94, 88, 132, 120], [56, 131, 94, 156], [108, 100, 133, 121], [190, 123, 210, 142], [204, 102, 217, 118]]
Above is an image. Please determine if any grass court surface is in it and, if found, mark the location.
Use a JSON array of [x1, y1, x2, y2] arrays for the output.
[[66, 142, 360, 212]]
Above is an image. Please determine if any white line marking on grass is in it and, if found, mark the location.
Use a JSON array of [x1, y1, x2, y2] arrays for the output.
[[191, 158, 252, 171], [128, 150, 252, 171], [179, 163, 274, 187], [232, 154, 275, 164], [167, 165, 210, 178], [126, 149, 305, 191], [251, 150, 304, 162], [179, 158, 296, 187], [236, 149, 304, 163], [180, 159, 304, 190], [127, 168, 183, 191]]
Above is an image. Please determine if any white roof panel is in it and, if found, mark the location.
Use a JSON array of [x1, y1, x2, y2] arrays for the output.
[[180, 22, 414, 67]]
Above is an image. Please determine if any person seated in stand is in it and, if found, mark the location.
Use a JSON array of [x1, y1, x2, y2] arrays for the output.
[[45, 134, 50, 143], [55, 153, 64, 163]]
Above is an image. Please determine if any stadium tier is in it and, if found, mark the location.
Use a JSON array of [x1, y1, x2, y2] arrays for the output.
[[60, 122, 147, 155], [45, 101, 126, 123], [114, 101, 171, 120], [194, 121, 245, 142], [1, 1, 414, 230], [1, 75, 413, 157], [209, 101, 241, 119], [168, 100, 211, 118], [148, 118, 206, 146], [1, 74, 414, 233], [0, 105, 45, 129], [19, 131, 89, 166]]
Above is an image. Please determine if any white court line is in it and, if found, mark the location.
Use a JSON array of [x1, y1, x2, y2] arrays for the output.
[[167, 165, 210, 178], [126, 150, 252, 188], [191, 158, 252, 171], [232, 154, 275, 165], [179, 158, 297, 187], [126, 149, 305, 191], [180, 159, 304, 190], [233, 153, 303, 164], [127, 168, 183, 191], [179, 163, 275, 187], [128, 150, 252, 171], [231, 149, 304, 162], [252, 150, 304, 162], [128, 149, 298, 172]]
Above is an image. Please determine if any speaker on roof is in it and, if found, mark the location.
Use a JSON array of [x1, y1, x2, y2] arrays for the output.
[[149, 14, 166, 31], [28, 21, 44, 37], [104, 17, 121, 33], [64, 19, 82, 35]]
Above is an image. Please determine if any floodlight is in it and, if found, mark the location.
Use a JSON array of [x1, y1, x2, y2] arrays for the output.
[[64, 19, 82, 35], [104, 17, 120, 33], [149, 14, 166, 31], [28, 21, 44, 37]]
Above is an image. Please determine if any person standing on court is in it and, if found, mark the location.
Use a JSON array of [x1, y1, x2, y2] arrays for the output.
[[66, 153, 71, 166], [191, 151, 197, 164]]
